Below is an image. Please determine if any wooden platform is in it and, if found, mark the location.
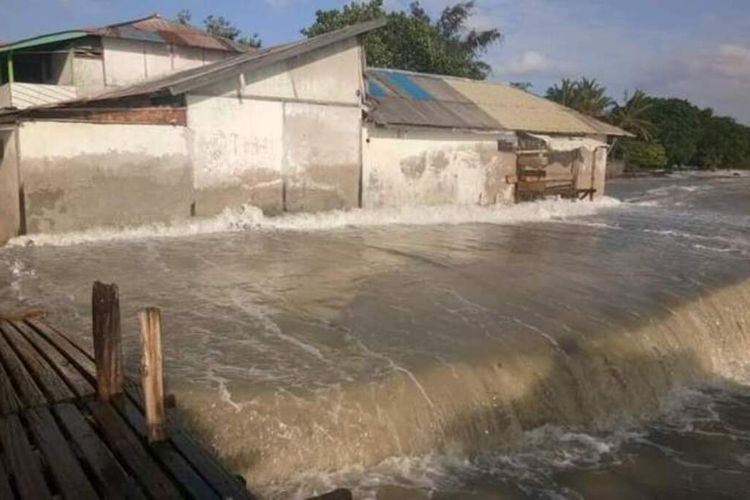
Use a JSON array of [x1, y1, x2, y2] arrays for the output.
[[0, 317, 255, 500]]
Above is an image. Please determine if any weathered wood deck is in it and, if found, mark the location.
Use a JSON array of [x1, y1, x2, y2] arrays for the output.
[[0, 316, 255, 500]]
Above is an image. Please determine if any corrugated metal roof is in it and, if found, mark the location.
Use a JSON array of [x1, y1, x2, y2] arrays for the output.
[[73, 19, 386, 103], [0, 31, 89, 53], [0, 19, 386, 115], [366, 68, 629, 137], [0, 15, 241, 55], [88, 14, 241, 52]]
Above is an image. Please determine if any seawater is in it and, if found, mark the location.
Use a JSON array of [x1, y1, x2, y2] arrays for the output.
[[1, 172, 749, 499]]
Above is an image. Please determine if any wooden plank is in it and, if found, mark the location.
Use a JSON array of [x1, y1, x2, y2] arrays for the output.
[[0, 321, 75, 402], [139, 308, 166, 442], [517, 154, 548, 168], [123, 382, 254, 500], [24, 318, 97, 377], [14, 320, 95, 398], [0, 356, 21, 415], [54, 402, 146, 500], [0, 322, 47, 407], [0, 414, 53, 500], [113, 397, 220, 500], [93, 282, 123, 400], [25, 406, 98, 500], [0, 458, 15, 500], [87, 399, 183, 499]]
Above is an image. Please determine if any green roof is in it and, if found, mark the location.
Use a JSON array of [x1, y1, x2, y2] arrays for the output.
[[0, 31, 88, 53]]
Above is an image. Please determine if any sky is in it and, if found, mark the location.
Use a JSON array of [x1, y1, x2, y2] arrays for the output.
[[1, 0, 749, 125]]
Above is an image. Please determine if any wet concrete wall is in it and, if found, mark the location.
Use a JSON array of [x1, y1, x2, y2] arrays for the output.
[[18, 121, 192, 234], [362, 126, 516, 208], [572, 146, 608, 197], [188, 38, 364, 215], [0, 129, 20, 244]]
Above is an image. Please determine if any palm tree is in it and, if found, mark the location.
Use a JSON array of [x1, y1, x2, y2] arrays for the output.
[[546, 77, 612, 117], [545, 78, 577, 107], [573, 78, 612, 118], [610, 89, 654, 140]]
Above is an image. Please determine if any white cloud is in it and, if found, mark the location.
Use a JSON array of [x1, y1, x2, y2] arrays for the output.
[[637, 43, 750, 124], [503, 50, 566, 76]]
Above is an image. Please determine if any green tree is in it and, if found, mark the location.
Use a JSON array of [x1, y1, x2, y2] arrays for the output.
[[302, 0, 502, 80], [545, 78, 577, 107], [573, 78, 612, 117], [176, 9, 192, 25], [609, 89, 653, 140], [510, 81, 533, 92], [176, 10, 261, 49], [546, 77, 612, 117], [621, 140, 668, 170], [695, 115, 750, 169], [643, 98, 704, 167], [204, 15, 261, 49]]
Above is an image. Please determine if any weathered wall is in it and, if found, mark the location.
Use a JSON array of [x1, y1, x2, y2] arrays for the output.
[[102, 38, 230, 87], [196, 38, 362, 104], [188, 38, 364, 215], [0, 129, 20, 244], [18, 121, 192, 233], [362, 126, 516, 208], [73, 55, 105, 94], [572, 146, 608, 197], [283, 103, 361, 212], [188, 95, 285, 215]]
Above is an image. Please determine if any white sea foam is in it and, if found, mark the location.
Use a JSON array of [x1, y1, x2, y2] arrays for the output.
[[6, 198, 622, 248]]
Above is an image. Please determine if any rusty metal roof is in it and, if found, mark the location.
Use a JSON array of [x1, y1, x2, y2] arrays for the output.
[[71, 19, 387, 103], [366, 68, 630, 137], [87, 14, 242, 52], [0, 19, 386, 118]]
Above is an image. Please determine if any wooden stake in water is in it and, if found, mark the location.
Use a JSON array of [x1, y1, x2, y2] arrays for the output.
[[139, 307, 167, 442], [92, 282, 123, 400]]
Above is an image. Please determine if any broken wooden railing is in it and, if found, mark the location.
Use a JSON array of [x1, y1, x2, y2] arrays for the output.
[[0, 282, 256, 499]]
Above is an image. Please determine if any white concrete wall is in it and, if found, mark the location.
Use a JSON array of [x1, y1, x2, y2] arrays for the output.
[[197, 38, 362, 105], [188, 95, 285, 214], [18, 121, 192, 233], [103, 38, 147, 86], [73, 55, 105, 94], [0, 129, 20, 244], [188, 38, 364, 215], [102, 38, 231, 88], [363, 126, 516, 208]]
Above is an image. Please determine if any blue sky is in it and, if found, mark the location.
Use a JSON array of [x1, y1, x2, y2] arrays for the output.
[[3, 0, 750, 124]]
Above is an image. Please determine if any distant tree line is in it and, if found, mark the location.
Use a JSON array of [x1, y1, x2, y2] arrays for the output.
[[176, 9, 261, 49], [302, 0, 501, 80], [545, 78, 750, 170], [176, 5, 748, 170]]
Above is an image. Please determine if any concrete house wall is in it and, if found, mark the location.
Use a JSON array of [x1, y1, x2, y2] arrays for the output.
[[188, 38, 364, 215], [102, 38, 230, 88], [18, 121, 192, 234], [362, 126, 516, 208], [0, 129, 20, 244]]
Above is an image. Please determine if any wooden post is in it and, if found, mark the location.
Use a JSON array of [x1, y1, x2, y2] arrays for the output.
[[92, 282, 122, 400], [139, 307, 166, 442]]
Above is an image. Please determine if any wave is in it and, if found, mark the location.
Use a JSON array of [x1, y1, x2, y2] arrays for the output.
[[6, 197, 622, 248], [173, 277, 750, 494]]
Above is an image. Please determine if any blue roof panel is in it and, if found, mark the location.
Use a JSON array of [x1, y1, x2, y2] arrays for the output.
[[367, 80, 389, 98], [384, 71, 433, 101]]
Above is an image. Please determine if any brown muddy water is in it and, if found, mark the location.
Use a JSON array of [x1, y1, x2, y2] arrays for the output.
[[1, 173, 750, 499]]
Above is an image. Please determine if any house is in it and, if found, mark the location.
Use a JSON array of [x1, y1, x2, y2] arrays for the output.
[[0, 17, 627, 246], [363, 68, 627, 208], [0, 14, 240, 109]]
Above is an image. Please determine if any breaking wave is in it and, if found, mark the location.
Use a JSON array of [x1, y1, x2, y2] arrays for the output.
[[7, 197, 621, 247]]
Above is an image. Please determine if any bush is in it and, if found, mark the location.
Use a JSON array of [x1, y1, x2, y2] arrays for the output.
[[621, 140, 668, 170]]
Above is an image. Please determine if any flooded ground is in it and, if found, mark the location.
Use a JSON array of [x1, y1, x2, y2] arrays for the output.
[[1, 172, 749, 498]]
